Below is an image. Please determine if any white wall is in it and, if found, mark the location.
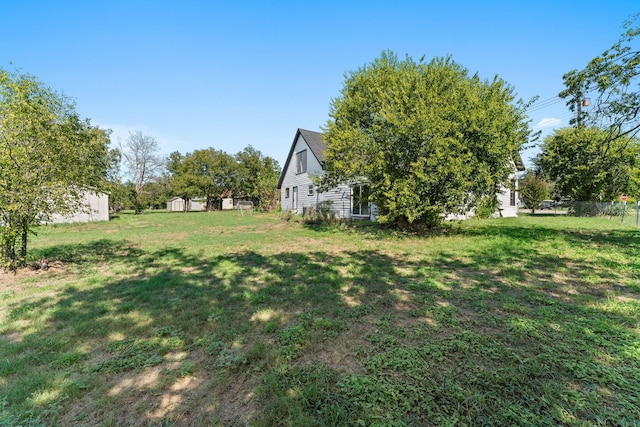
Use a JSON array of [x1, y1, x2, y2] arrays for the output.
[[50, 191, 109, 223], [167, 198, 206, 212]]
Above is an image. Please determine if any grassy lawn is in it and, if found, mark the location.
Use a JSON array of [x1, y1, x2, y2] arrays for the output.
[[1, 211, 639, 426]]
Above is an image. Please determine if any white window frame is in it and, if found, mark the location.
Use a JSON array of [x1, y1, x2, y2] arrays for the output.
[[352, 184, 371, 216], [296, 150, 307, 174]]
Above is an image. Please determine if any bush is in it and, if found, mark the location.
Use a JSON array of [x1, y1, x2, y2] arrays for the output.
[[303, 201, 342, 225], [474, 196, 499, 219]]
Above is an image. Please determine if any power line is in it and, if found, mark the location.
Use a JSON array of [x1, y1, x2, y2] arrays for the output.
[[525, 96, 564, 113], [525, 83, 600, 114]]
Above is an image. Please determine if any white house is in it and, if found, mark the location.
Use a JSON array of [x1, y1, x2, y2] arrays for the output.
[[277, 128, 524, 221]]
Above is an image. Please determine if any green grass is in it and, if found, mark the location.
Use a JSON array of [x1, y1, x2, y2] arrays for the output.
[[1, 211, 639, 426]]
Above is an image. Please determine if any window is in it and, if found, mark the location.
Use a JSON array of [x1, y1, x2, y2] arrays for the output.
[[352, 184, 371, 216], [510, 179, 517, 206], [296, 150, 307, 174], [285, 188, 290, 198], [308, 185, 314, 196]]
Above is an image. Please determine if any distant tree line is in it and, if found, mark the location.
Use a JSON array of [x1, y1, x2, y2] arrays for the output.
[[110, 132, 281, 215]]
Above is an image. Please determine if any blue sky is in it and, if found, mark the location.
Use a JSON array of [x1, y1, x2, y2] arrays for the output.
[[1, 1, 638, 170]]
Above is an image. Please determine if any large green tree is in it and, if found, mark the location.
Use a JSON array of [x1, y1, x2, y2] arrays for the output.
[[168, 147, 281, 212], [0, 68, 112, 268], [166, 151, 201, 211], [170, 148, 237, 211], [320, 51, 530, 229], [560, 15, 640, 138], [535, 126, 639, 202], [519, 170, 550, 213], [235, 146, 281, 211]]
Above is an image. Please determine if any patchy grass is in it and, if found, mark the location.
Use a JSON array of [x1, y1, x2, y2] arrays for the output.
[[1, 211, 639, 426]]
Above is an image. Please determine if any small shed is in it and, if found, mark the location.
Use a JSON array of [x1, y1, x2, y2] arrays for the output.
[[167, 197, 205, 212], [167, 197, 184, 212], [221, 197, 234, 210]]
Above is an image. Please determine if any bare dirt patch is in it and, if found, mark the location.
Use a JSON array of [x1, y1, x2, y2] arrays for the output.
[[0, 260, 67, 290]]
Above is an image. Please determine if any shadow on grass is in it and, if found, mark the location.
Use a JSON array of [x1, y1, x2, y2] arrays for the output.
[[2, 223, 639, 425]]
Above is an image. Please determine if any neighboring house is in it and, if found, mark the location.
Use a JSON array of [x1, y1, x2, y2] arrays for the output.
[[277, 128, 524, 220], [166, 197, 206, 212], [49, 190, 109, 223]]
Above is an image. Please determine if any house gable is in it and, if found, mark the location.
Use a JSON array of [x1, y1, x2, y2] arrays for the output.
[[278, 128, 327, 214], [277, 128, 326, 189]]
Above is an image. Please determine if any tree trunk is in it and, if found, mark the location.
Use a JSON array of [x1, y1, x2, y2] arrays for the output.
[[134, 193, 144, 214], [2, 237, 16, 267], [1, 223, 17, 270], [19, 219, 28, 267]]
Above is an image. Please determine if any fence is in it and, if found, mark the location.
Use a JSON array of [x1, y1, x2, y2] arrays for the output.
[[569, 201, 639, 225]]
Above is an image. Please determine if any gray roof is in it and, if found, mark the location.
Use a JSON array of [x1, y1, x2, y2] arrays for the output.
[[277, 128, 327, 189], [298, 128, 327, 164]]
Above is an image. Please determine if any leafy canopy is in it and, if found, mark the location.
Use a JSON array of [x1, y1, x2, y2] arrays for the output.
[[560, 15, 640, 140], [320, 51, 529, 229], [235, 146, 281, 211], [519, 171, 550, 212], [0, 67, 112, 267], [167, 146, 281, 212], [535, 126, 639, 202]]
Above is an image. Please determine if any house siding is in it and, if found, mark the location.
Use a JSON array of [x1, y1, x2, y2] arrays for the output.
[[316, 183, 353, 218], [280, 134, 324, 214], [222, 198, 234, 210], [496, 172, 519, 217]]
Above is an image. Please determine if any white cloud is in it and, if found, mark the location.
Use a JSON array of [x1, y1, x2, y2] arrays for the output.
[[536, 117, 561, 129]]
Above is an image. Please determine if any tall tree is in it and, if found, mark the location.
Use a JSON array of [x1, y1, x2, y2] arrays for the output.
[[320, 51, 530, 229], [235, 146, 281, 211], [171, 148, 237, 211], [120, 131, 164, 214], [167, 151, 199, 212], [519, 171, 550, 213], [559, 15, 640, 139], [0, 68, 112, 268], [535, 126, 640, 201]]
